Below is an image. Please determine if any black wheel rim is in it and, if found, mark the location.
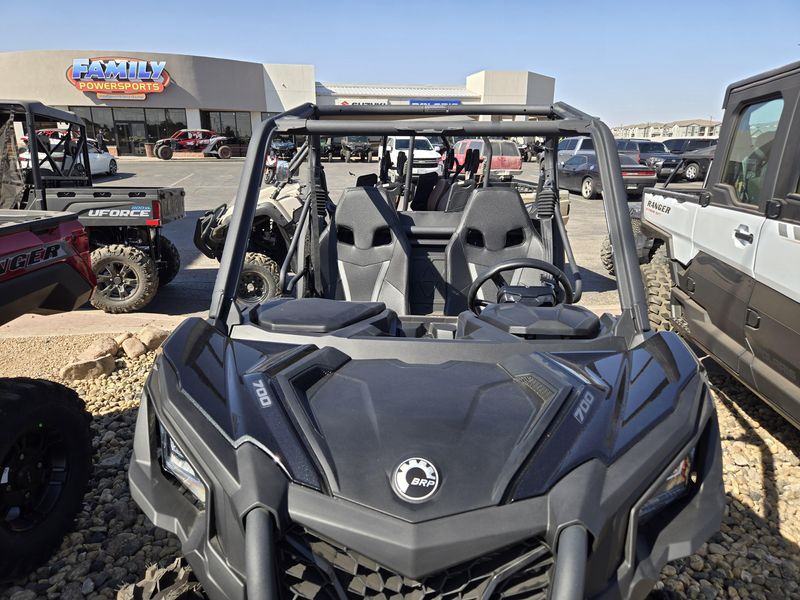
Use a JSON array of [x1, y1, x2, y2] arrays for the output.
[[96, 260, 140, 300], [0, 424, 68, 532], [238, 271, 271, 304], [109, 161, 117, 174]]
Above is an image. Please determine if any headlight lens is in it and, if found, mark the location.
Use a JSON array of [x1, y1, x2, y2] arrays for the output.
[[158, 423, 206, 504], [640, 451, 694, 517]]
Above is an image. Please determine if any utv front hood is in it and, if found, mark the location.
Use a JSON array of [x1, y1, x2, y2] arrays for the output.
[[284, 356, 574, 520]]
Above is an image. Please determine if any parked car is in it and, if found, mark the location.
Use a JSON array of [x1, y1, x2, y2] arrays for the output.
[[556, 135, 595, 164], [379, 136, 441, 177], [676, 144, 716, 181], [452, 139, 523, 179], [19, 138, 117, 175], [617, 139, 680, 179], [558, 153, 656, 198], [662, 137, 717, 154]]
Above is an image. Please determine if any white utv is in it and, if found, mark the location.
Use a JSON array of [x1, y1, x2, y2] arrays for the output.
[[640, 60, 800, 429]]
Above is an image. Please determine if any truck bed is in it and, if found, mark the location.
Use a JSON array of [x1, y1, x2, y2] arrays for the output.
[[34, 186, 185, 227]]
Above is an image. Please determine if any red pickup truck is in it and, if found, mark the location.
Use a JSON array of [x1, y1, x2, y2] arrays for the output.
[[0, 210, 93, 580]]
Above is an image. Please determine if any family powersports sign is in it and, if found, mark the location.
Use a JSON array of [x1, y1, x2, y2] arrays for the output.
[[66, 58, 171, 100]]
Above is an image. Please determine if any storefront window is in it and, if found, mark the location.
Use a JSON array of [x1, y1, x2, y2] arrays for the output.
[[91, 108, 114, 142], [113, 107, 145, 122], [166, 109, 187, 130], [201, 111, 252, 147], [67, 106, 186, 153], [70, 107, 94, 136], [145, 108, 166, 142]]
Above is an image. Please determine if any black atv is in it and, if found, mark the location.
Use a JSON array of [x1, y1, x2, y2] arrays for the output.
[[129, 103, 725, 600]]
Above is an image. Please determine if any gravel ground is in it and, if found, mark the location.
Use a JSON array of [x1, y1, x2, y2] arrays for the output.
[[1, 335, 799, 600]]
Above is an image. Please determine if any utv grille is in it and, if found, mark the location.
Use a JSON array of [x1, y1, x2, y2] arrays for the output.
[[277, 528, 553, 600]]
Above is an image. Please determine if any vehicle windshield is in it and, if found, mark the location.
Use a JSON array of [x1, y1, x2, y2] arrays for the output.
[[619, 155, 639, 165], [638, 142, 668, 153], [395, 138, 434, 151]]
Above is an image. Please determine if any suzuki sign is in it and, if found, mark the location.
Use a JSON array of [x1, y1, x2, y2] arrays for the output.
[[67, 58, 171, 100]]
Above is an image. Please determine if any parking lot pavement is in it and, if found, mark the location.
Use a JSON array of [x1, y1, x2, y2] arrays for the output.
[[0, 158, 622, 337]]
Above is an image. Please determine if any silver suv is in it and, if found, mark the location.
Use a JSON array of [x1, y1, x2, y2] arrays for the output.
[[557, 136, 594, 164]]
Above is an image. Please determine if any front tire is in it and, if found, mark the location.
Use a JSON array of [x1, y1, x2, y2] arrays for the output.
[[600, 235, 615, 276], [581, 177, 597, 199], [108, 159, 118, 175], [237, 253, 280, 306], [641, 259, 672, 331], [157, 236, 181, 287], [90, 245, 159, 313], [0, 379, 92, 581]]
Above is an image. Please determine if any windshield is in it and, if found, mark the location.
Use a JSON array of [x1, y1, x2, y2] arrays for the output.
[[638, 142, 668, 153], [395, 138, 434, 151]]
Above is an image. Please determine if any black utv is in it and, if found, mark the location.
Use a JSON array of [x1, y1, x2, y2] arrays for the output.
[[129, 103, 725, 600], [341, 135, 375, 162]]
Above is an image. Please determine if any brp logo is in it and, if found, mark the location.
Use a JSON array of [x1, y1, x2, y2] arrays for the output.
[[392, 458, 439, 503]]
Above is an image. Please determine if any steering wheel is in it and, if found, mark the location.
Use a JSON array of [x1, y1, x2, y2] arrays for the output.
[[467, 258, 574, 315]]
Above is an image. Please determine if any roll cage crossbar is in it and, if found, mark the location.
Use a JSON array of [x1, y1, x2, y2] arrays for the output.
[[209, 102, 650, 337]]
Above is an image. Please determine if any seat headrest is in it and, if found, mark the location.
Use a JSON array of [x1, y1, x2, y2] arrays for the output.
[[458, 187, 532, 251], [334, 186, 399, 249]]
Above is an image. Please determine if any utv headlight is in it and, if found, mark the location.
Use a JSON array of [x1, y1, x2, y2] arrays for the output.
[[158, 423, 207, 505], [640, 451, 694, 518]]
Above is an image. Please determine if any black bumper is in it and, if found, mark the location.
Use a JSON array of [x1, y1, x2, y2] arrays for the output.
[[129, 365, 724, 600]]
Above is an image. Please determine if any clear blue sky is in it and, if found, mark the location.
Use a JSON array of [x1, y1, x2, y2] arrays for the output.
[[2, 0, 798, 125]]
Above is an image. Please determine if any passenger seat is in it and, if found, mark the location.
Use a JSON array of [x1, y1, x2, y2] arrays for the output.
[[320, 187, 410, 314]]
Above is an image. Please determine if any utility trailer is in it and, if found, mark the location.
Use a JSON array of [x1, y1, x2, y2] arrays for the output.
[[0, 101, 185, 313]]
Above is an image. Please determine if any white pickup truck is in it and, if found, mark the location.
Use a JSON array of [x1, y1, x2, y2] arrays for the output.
[[379, 136, 441, 179]]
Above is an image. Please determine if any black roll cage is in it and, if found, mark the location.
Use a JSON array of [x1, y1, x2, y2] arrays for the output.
[[0, 102, 93, 203], [209, 102, 650, 337]]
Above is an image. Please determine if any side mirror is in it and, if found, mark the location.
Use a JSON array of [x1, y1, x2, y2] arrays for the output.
[[275, 160, 291, 183]]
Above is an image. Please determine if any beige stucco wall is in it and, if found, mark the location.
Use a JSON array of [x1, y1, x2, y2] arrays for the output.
[[466, 70, 555, 105], [0, 50, 313, 112]]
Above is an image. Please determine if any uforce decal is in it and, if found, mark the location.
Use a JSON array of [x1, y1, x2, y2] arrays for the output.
[[87, 206, 151, 218], [573, 390, 597, 424], [645, 198, 672, 215], [0, 243, 66, 276], [251, 379, 273, 408]]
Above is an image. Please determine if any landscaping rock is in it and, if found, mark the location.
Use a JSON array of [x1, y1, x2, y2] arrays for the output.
[[58, 353, 115, 380], [121, 337, 148, 359], [137, 326, 169, 351], [76, 337, 119, 361]]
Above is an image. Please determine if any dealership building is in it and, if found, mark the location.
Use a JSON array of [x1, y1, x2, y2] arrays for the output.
[[0, 50, 555, 156]]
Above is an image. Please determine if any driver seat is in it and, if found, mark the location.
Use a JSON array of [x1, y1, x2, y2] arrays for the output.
[[445, 187, 546, 315]]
